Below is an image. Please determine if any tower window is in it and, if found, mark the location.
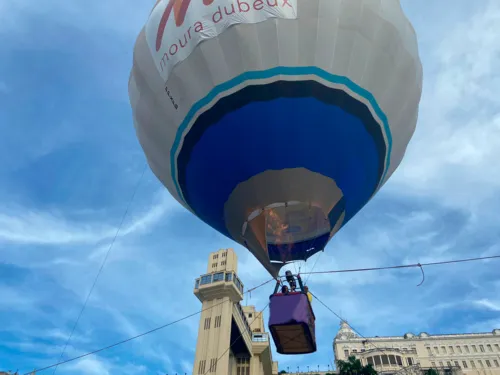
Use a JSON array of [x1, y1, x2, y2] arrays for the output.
[[209, 358, 218, 372], [198, 360, 206, 374], [204, 317, 211, 330]]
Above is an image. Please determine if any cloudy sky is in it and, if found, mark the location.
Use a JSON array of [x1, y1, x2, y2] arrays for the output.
[[1, 0, 500, 374]]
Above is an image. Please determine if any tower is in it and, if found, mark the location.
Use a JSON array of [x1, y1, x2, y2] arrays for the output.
[[193, 248, 276, 375]]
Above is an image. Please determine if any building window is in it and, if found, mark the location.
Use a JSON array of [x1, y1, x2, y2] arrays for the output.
[[427, 347, 432, 355], [204, 317, 211, 330], [478, 360, 483, 368], [486, 360, 491, 368], [462, 361, 468, 368], [213, 272, 224, 282], [454, 361, 459, 367], [382, 355, 389, 365], [198, 360, 206, 374], [236, 357, 250, 375], [449, 346, 454, 354], [434, 347, 439, 354], [431, 362, 436, 368], [212, 263, 218, 268], [397, 357, 403, 366], [352, 349, 357, 353], [222, 252, 226, 257], [195, 279, 200, 289], [493, 360, 499, 367], [389, 355, 396, 365], [248, 313, 253, 318], [441, 346, 447, 354], [439, 362, 443, 367], [361, 349, 366, 352], [200, 275, 212, 285], [487, 344, 493, 352], [447, 361, 451, 367], [407, 358, 413, 366], [495, 344, 500, 352], [344, 350, 349, 357], [214, 315, 221, 328], [374, 356, 382, 366], [225, 273, 232, 282], [471, 361, 476, 368], [479, 344, 485, 352], [472, 345, 477, 352], [209, 358, 218, 372], [464, 345, 470, 353], [456, 346, 462, 353], [367, 357, 374, 366]]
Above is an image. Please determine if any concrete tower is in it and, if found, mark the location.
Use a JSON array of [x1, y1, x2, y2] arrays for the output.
[[193, 248, 277, 375]]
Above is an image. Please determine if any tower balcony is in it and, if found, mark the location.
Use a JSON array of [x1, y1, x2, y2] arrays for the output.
[[194, 271, 244, 303]]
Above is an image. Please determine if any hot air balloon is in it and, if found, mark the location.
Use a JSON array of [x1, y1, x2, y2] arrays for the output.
[[129, 0, 422, 354]]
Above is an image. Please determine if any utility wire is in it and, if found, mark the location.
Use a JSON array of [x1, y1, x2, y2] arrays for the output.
[[289, 254, 500, 276], [24, 279, 272, 375], [51, 164, 147, 375], [304, 251, 323, 285], [34, 253, 499, 374], [311, 291, 424, 372]]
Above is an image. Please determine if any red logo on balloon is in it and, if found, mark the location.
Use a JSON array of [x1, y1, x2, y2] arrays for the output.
[[156, 0, 214, 51]]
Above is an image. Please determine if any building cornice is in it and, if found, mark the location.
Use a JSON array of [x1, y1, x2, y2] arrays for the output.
[[334, 330, 499, 344]]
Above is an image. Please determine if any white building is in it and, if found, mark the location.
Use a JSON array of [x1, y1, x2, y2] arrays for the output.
[[334, 322, 500, 375]]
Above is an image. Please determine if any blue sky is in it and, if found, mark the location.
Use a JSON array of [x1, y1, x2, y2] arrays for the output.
[[1, 0, 500, 374]]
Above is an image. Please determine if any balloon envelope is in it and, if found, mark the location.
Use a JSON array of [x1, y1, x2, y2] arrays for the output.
[[129, 0, 423, 277]]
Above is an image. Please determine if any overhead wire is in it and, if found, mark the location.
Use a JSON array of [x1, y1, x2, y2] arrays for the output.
[[32, 253, 500, 374], [311, 291, 427, 372], [51, 164, 148, 375], [304, 251, 322, 285], [286, 254, 500, 276], [24, 278, 273, 375]]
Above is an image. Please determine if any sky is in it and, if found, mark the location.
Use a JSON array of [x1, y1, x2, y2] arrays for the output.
[[1, 0, 500, 374]]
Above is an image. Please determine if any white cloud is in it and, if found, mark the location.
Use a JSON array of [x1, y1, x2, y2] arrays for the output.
[[474, 299, 500, 312], [0, 189, 179, 246], [65, 356, 111, 375], [389, 0, 500, 212], [2, 0, 500, 374]]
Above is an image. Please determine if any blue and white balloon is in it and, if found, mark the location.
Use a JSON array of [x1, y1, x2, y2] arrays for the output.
[[129, 0, 423, 276]]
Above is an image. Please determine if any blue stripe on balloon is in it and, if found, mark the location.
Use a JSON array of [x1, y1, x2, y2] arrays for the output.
[[170, 67, 392, 203], [183, 95, 380, 244]]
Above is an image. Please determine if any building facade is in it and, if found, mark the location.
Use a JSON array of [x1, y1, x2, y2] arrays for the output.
[[193, 248, 279, 375], [334, 322, 500, 375]]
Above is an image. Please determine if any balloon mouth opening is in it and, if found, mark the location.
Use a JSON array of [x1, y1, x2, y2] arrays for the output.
[[241, 201, 332, 262]]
